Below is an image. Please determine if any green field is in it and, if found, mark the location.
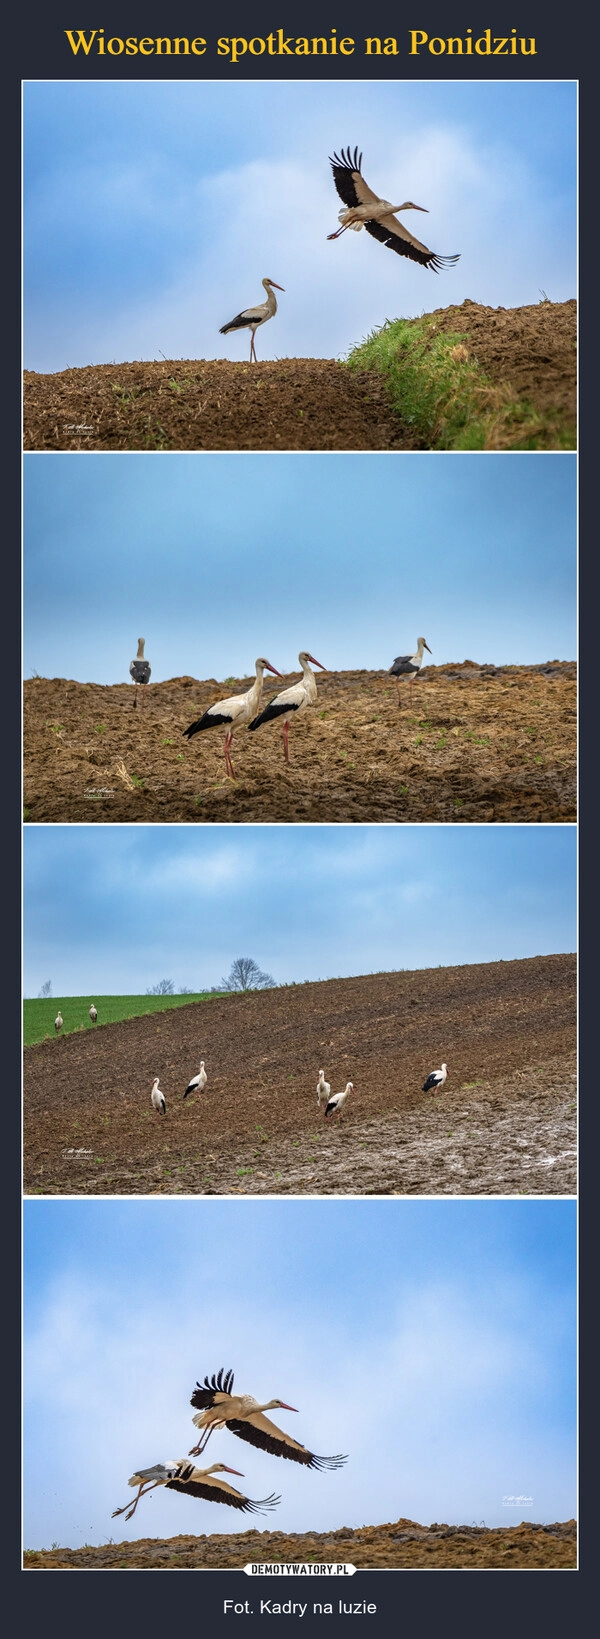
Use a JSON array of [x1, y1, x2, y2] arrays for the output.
[[23, 993, 227, 1047]]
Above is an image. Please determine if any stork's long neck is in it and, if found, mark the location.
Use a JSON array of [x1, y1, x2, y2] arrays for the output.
[[300, 658, 317, 700], [262, 282, 278, 316], [137, 639, 146, 659]]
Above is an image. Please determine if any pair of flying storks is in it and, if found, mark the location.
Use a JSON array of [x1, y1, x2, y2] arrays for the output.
[[112, 1368, 347, 1523], [219, 146, 460, 360]]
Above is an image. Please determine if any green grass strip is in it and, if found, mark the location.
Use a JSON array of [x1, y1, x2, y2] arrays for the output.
[[345, 314, 575, 451], [23, 992, 227, 1047]]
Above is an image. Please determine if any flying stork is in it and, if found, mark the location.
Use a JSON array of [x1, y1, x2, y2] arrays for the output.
[[182, 658, 282, 779], [323, 1081, 353, 1121], [327, 147, 460, 272], [89, 1004, 98, 1024], [422, 1063, 448, 1094], [248, 651, 326, 763], [112, 1460, 280, 1523], [184, 1060, 207, 1101], [130, 639, 151, 708], [390, 637, 432, 702], [316, 1070, 331, 1109], [151, 1077, 167, 1116], [189, 1369, 347, 1468], [54, 1011, 63, 1033], [220, 279, 285, 362]]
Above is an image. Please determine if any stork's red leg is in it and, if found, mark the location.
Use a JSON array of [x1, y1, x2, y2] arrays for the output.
[[282, 722, 290, 763]]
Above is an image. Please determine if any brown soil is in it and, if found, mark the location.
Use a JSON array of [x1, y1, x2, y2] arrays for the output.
[[22, 300, 576, 452], [22, 358, 414, 452], [23, 661, 576, 826], [431, 297, 577, 425], [24, 955, 576, 1198], [24, 1517, 577, 1570]]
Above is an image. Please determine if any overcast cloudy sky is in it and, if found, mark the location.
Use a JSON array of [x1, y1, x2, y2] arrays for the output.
[[24, 79, 576, 370], [24, 1197, 576, 1548], [23, 825, 575, 997], [24, 453, 575, 683]]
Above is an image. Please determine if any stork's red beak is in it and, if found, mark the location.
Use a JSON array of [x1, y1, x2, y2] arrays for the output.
[[307, 656, 326, 670], [268, 282, 285, 290], [280, 1402, 299, 1412], [265, 661, 283, 676], [424, 643, 432, 653], [223, 1466, 245, 1475]]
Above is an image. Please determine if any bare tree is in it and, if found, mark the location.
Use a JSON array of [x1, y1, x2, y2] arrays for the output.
[[38, 980, 52, 998], [145, 979, 176, 995], [220, 957, 276, 993]]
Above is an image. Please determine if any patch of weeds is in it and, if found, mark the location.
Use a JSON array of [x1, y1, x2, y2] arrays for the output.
[[236, 1168, 253, 1176], [176, 754, 185, 761], [161, 737, 174, 745], [23, 807, 31, 821], [130, 774, 145, 789], [415, 736, 423, 746], [46, 721, 64, 734], [400, 784, 408, 794], [345, 312, 575, 450]]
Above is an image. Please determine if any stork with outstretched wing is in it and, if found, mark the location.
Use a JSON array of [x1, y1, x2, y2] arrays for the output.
[[189, 1368, 347, 1468], [328, 147, 460, 272]]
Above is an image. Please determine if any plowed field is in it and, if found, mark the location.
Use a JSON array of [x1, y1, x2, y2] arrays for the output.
[[24, 955, 576, 1198], [22, 299, 576, 452], [23, 661, 576, 825], [24, 1517, 577, 1570]]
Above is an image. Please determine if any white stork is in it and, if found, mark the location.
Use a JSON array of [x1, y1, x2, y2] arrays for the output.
[[112, 1460, 280, 1523], [130, 638, 151, 708], [248, 651, 326, 763], [316, 1070, 331, 1109], [422, 1063, 448, 1094], [189, 1369, 347, 1468], [327, 147, 460, 272], [54, 1011, 63, 1033], [151, 1077, 167, 1116], [184, 1060, 207, 1101], [89, 1004, 98, 1024], [390, 637, 432, 702], [220, 279, 285, 362], [182, 658, 282, 780], [323, 1081, 353, 1121]]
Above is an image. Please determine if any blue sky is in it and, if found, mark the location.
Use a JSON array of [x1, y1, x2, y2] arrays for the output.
[[24, 454, 576, 682], [23, 1198, 577, 1546], [24, 80, 576, 370], [23, 826, 576, 997]]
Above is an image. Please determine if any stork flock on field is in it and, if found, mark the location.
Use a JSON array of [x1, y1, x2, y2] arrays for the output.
[[112, 1367, 347, 1523], [54, 1004, 98, 1034], [219, 146, 460, 361], [126, 640, 435, 779], [148, 1059, 448, 1120]]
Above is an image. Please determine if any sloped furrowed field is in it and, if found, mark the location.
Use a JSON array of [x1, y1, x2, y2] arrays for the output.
[[24, 955, 576, 1197]]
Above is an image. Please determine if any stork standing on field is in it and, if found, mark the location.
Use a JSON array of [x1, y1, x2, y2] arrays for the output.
[[54, 1011, 63, 1033], [390, 637, 432, 703], [220, 279, 285, 362], [112, 1460, 280, 1523], [151, 1077, 167, 1116], [89, 1005, 98, 1024], [316, 1070, 331, 1109], [249, 651, 326, 763], [324, 1081, 353, 1121], [130, 639, 151, 708], [183, 658, 283, 779], [327, 147, 460, 272], [184, 1060, 207, 1101], [189, 1369, 347, 1468], [422, 1063, 448, 1094]]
